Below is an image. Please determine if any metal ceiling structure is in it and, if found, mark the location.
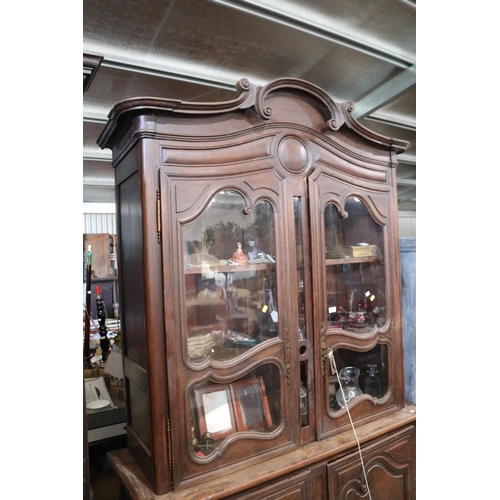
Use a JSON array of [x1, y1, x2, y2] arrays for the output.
[[83, 0, 416, 215]]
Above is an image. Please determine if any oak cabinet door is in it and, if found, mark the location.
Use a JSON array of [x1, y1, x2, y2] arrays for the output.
[[228, 470, 313, 500], [327, 426, 415, 500]]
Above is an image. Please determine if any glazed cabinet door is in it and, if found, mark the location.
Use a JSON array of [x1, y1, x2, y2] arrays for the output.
[[160, 165, 298, 489], [309, 169, 404, 440], [327, 425, 415, 500]]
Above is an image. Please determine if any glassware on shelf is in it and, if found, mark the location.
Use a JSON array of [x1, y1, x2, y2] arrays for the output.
[[371, 306, 385, 326], [258, 287, 278, 340], [335, 367, 363, 407], [328, 306, 347, 329], [363, 364, 382, 399]]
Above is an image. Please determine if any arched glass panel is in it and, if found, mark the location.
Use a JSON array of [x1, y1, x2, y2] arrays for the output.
[[183, 190, 278, 363]]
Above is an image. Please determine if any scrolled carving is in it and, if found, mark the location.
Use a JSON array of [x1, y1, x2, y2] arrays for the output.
[[342, 102, 410, 154], [255, 77, 345, 130], [236, 77, 251, 91], [261, 106, 274, 119], [242, 206, 253, 215], [325, 118, 340, 131], [344, 101, 356, 113]]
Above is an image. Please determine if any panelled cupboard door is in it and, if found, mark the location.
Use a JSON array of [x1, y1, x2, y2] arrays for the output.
[[226, 470, 313, 500], [159, 164, 298, 488], [308, 160, 405, 440], [327, 426, 416, 500]]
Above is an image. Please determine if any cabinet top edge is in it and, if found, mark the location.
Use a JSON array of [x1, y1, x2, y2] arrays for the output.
[[97, 77, 410, 155]]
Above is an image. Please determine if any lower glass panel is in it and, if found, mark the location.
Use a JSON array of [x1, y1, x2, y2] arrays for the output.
[[328, 344, 388, 412], [189, 363, 282, 459]]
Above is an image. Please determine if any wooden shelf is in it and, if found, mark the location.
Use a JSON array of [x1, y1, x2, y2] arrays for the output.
[[184, 263, 273, 275], [325, 256, 381, 266]]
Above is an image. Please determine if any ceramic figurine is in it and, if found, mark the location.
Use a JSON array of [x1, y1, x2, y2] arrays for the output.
[[230, 242, 249, 265]]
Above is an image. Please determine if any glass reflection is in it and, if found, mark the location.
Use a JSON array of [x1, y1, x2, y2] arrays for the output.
[[324, 197, 386, 333], [183, 190, 278, 362]]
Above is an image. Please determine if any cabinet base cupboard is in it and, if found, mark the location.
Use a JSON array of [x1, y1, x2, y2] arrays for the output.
[[98, 77, 415, 499]]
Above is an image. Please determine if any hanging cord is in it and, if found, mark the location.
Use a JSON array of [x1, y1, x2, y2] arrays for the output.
[[327, 349, 373, 500]]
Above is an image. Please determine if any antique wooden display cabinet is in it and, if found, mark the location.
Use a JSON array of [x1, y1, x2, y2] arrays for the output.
[[97, 77, 416, 499]]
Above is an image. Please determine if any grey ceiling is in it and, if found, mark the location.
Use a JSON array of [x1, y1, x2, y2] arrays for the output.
[[83, 0, 416, 212]]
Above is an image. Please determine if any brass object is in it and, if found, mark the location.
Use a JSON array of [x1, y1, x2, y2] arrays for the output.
[[167, 417, 172, 472], [156, 189, 162, 243]]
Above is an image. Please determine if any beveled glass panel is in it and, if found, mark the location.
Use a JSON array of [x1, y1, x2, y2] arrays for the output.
[[183, 190, 278, 363], [324, 197, 386, 332]]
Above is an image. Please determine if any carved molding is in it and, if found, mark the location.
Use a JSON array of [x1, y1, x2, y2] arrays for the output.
[[255, 77, 345, 131], [342, 102, 410, 155], [98, 77, 410, 158]]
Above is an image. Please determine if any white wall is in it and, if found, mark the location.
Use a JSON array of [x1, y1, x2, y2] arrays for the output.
[[398, 215, 416, 238]]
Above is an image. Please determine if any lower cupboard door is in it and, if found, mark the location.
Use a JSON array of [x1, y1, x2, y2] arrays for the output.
[[228, 470, 312, 500], [327, 425, 415, 500]]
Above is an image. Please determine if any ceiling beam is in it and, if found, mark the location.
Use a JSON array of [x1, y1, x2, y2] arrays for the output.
[[208, 0, 414, 68], [83, 183, 115, 189], [351, 65, 416, 120], [84, 53, 103, 93], [397, 179, 416, 187], [100, 57, 238, 90], [399, 0, 416, 8], [83, 112, 108, 124], [398, 188, 416, 203], [83, 152, 112, 161], [365, 115, 416, 131]]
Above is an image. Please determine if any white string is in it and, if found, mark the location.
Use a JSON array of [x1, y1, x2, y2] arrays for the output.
[[327, 349, 373, 500]]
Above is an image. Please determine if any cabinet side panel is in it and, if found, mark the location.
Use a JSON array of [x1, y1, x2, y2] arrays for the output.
[[117, 170, 156, 489], [118, 172, 148, 368]]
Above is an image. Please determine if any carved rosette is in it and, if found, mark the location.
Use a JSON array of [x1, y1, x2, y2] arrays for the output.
[[277, 136, 309, 174]]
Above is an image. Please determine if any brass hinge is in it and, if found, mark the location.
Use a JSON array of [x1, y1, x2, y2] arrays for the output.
[[166, 417, 172, 472], [156, 189, 162, 244]]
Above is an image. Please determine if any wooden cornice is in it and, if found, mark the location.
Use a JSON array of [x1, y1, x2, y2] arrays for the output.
[[97, 77, 409, 155]]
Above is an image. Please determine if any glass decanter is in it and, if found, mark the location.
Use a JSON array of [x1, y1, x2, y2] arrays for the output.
[[335, 367, 363, 407], [364, 364, 382, 399]]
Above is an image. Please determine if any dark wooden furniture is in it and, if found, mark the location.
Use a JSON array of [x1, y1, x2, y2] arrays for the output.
[[98, 77, 415, 499]]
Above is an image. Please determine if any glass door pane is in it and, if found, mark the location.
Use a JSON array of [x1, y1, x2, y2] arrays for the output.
[[183, 190, 279, 364], [321, 196, 390, 421], [324, 197, 386, 333]]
